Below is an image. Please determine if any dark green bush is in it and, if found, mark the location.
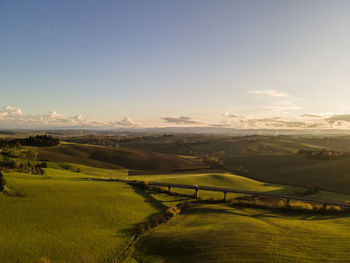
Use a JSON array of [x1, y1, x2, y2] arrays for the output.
[[0, 171, 6, 192]]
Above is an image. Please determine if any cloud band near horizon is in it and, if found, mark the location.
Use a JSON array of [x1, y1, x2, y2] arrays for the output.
[[2, 105, 350, 130]]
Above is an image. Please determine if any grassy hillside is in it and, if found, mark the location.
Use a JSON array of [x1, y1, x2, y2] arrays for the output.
[[2, 163, 350, 262], [32, 143, 207, 171], [0, 169, 178, 263], [223, 155, 350, 194], [131, 172, 350, 202], [134, 204, 350, 262]]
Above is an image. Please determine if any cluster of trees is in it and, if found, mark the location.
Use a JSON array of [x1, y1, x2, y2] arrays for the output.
[[0, 135, 59, 150], [235, 166, 249, 176], [0, 135, 59, 148], [202, 154, 224, 169], [298, 149, 343, 160], [0, 158, 47, 175], [64, 135, 127, 147], [137, 201, 192, 235]]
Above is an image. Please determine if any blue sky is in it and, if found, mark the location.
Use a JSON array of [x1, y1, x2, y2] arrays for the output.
[[1, 0, 350, 129]]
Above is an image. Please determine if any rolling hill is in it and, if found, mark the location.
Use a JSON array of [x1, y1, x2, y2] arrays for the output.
[[224, 154, 350, 194], [32, 143, 207, 171], [0, 170, 167, 263], [134, 204, 350, 262]]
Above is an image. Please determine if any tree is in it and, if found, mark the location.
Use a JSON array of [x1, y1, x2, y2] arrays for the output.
[[307, 183, 320, 194], [0, 171, 6, 192]]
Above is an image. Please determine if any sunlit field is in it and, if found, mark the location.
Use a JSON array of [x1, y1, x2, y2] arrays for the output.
[[135, 204, 350, 262], [0, 168, 174, 263]]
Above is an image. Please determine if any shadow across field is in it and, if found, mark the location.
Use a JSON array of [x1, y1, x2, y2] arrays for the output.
[[180, 202, 350, 222], [131, 186, 168, 212]]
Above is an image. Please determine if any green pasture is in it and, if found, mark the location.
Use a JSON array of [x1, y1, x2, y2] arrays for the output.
[[0, 168, 179, 263], [135, 204, 350, 262]]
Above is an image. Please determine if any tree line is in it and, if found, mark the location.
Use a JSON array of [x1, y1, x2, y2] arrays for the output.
[[0, 135, 60, 148], [0, 158, 47, 175]]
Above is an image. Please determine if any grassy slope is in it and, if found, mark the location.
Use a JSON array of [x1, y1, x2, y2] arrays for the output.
[[130, 172, 350, 202], [32, 143, 206, 171], [223, 155, 350, 194], [135, 204, 350, 263], [2, 164, 350, 262], [0, 169, 176, 263]]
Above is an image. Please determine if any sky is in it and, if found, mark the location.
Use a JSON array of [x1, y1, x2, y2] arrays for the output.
[[1, 0, 350, 129]]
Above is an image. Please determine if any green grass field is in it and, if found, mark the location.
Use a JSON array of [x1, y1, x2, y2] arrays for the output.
[[3, 139, 350, 262], [0, 168, 183, 263], [129, 172, 350, 202], [134, 204, 350, 262], [2, 166, 350, 262]]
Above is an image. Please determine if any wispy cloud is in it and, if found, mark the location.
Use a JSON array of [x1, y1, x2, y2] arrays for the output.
[[218, 111, 350, 129], [249, 90, 302, 114], [299, 114, 322, 118], [161, 116, 205, 125], [222, 112, 243, 118], [266, 101, 302, 112], [250, 89, 299, 99]]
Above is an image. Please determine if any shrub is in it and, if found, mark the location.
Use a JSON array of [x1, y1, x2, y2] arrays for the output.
[[307, 183, 320, 194], [202, 155, 224, 168], [0, 171, 6, 192], [137, 223, 147, 235], [38, 257, 51, 263], [235, 166, 248, 176], [136, 221, 151, 235], [327, 206, 342, 212]]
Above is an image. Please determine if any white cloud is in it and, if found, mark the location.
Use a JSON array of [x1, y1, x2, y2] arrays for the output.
[[4, 105, 350, 130], [161, 116, 205, 125], [222, 112, 244, 118], [0, 106, 23, 119], [109, 117, 138, 127], [0, 105, 136, 128]]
